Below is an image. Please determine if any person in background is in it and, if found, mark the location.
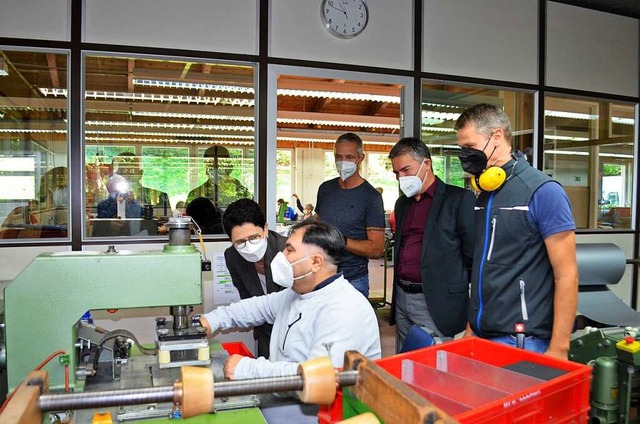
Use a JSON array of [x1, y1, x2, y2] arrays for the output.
[[455, 103, 578, 359], [200, 220, 381, 379], [388, 137, 475, 352], [291, 193, 315, 221], [277, 198, 298, 222], [111, 152, 171, 217], [185, 197, 223, 234], [97, 174, 141, 219], [186, 145, 251, 210], [221, 198, 287, 358], [315, 132, 386, 298]]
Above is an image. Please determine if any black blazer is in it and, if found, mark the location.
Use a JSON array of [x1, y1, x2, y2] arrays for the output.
[[390, 177, 475, 337], [224, 229, 287, 339]]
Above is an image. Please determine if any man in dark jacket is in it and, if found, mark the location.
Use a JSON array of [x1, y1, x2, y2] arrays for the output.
[[222, 198, 286, 358], [389, 137, 475, 352]]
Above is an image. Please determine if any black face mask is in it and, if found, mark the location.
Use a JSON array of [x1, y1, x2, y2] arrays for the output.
[[458, 134, 496, 176], [458, 147, 488, 176]]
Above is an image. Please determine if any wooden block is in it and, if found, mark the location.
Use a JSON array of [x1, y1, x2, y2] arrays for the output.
[[0, 370, 47, 424], [343, 351, 457, 424]]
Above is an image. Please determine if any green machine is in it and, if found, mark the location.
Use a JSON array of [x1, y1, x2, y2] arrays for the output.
[[3, 218, 203, 393], [0, 217, 273, 423]]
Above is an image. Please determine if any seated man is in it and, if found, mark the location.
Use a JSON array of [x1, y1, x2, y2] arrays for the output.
[[201, 220, 381, 380]]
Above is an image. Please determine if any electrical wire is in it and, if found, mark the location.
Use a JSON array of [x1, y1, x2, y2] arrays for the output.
[[188, 216, 209, 262], [0, 350, 69, 414]]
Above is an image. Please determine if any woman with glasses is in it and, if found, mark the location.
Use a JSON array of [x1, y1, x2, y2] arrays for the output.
[[222, 198, 287, 358]]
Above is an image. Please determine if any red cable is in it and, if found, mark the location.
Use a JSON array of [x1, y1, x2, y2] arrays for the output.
[[0, 350, 68, 414]]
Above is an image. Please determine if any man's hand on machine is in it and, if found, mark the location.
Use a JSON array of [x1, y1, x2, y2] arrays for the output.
[[199, 316, 213, 337], [224, 354, 244, 379]]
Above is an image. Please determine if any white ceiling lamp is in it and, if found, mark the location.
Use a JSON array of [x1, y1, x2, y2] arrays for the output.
[[131, 110, 254, 121], [545, 111, 598, 120], [86, 120, 253, 132], [86, 136, 254, 146], [544, 135, 590, 141], [37, 88, 254, 107], [277, 89, 400, 104], [421, 110, 461, 121], [277, 117, 399, 130], [132, 78, 254, 94]]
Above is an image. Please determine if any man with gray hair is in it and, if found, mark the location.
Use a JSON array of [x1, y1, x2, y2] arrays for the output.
[[201, 220, 381, 380], [315, 132, 386, 298], [388, 137, 475, 352], [455, 103, 577, 360]]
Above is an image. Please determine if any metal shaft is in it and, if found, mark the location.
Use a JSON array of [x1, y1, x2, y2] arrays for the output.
[[39, 386, 175, 412], [38, 370, 359, 412]]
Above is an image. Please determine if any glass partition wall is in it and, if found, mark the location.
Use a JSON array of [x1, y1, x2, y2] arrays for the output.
[[82, 55, 256, 238], [1, 51, 637, 242], [544, 96, 636, 230], [0, 50, 69, 240], [421, 81, 535, 190]]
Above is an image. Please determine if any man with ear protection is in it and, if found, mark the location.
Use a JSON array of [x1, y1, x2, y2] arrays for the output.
[[455, 103, 578, 360], [388, 137, 476, 352], [200, 220, 381, 380], [315, 132, 386, 299]]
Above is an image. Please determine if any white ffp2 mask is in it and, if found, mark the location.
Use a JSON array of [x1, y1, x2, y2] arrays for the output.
[[270, 251, 312, 288], [335, 161, 357, 181], [235, 237, 268, 263], [398, 160, 427, 198]]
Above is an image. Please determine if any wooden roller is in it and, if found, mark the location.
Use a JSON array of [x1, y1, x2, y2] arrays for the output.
[[297, 356, 337, 404], [179, 366, 215, 418]]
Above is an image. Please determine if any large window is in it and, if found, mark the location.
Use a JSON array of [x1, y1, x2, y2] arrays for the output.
[[421, 81, 535, 190], [0, 50, 69, 240], [82, 55, 255, 238], [544, 96, 636, 230], [275, 74, 403, 221]]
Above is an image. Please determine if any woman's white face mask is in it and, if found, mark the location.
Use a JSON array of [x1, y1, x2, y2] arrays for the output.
[[235, 236, 268, 263]]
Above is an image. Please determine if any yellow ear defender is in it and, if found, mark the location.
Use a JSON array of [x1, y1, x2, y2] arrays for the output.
[[473, 166, 507, 192]]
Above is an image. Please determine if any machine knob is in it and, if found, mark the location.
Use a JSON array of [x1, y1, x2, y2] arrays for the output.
[[156, 317, 167, 327]]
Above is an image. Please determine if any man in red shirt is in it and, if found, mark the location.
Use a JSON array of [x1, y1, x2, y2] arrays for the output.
[[388, 137, 475, 352]]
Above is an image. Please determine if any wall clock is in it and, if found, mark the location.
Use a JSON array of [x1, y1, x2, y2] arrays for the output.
[[321, 0, 369, 39]]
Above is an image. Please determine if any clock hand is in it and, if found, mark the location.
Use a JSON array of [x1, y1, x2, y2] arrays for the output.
[[329, 4, 344, 13], [340, 2, 349, 19]]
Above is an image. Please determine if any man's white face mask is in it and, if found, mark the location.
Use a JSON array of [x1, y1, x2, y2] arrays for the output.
[[335, 161, 357, 181], [270, 251, 313, 288], [398, 160, 427, 198]]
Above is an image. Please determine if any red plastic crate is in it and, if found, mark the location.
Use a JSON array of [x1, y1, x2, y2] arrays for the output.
[[320, 337, 591, 424], [221, 341, 254, 358]]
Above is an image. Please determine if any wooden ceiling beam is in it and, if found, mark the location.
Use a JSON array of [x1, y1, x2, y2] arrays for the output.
[[366, 101, 390, 116], [46, 54, 60, 88], [127, 59, 135, 92], [180, 62, 192, 80], [278, 110, 399, 126], [199, 64, 212, 97], [277, 130, 399, 144]]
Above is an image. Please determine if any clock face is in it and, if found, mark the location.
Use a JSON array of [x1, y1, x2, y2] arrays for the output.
[[321, 0, 369, 39]]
